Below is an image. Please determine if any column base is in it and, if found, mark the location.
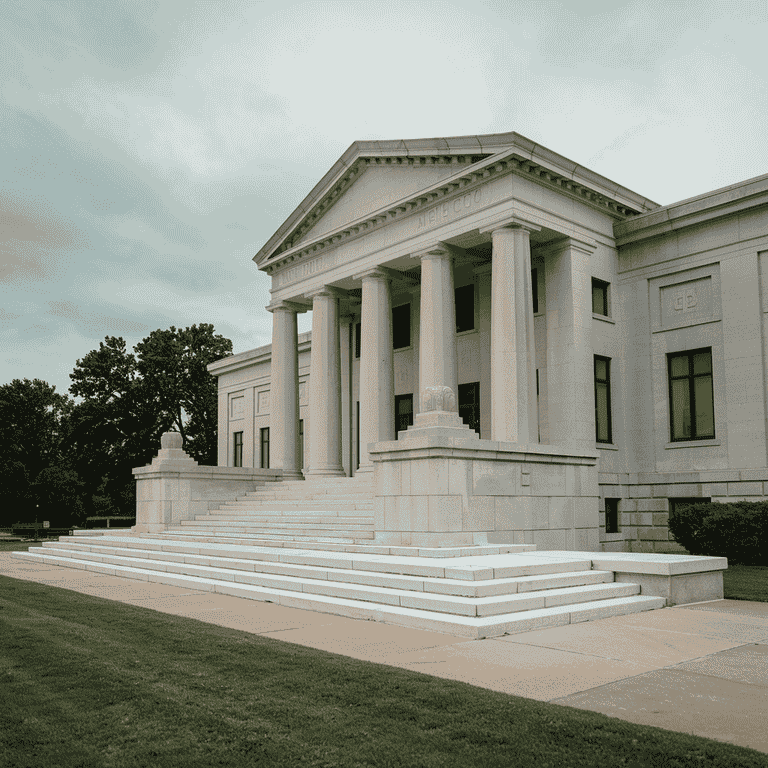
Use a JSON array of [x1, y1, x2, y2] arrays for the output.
[[280, 469, 306, 481], [402, 410, 480, 441], [307, 467, 346, 477]]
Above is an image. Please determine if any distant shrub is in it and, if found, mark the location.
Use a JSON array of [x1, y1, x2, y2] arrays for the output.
[[668, 500, 768, 565]]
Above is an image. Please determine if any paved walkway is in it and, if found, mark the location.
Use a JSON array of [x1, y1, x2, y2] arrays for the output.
[[2, 551, 767, 754]]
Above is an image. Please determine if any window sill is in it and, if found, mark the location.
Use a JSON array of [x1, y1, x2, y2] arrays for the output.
[[455, 327, 478, 338], [393, 345, 413, 354], [664, 439, 720, 449], [597, 442, 619, 451], [593, 313, 615, 324]]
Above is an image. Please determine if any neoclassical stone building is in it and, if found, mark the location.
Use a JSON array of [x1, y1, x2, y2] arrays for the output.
[[209, 132, 768, 554]]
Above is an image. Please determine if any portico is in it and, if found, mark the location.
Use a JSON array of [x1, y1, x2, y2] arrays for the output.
[[247, 129, 644, 549]]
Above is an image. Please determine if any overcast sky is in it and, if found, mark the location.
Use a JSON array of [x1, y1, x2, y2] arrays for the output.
[[2, 0, 766, 396]]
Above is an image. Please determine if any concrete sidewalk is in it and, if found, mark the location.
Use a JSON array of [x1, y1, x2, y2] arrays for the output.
[[2, 550, 767, 755]]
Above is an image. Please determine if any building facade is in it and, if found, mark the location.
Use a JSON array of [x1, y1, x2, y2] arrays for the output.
[[209, 132, 768, 554]]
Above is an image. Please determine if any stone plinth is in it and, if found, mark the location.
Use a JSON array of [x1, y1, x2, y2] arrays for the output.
[[369, 433, 599, 549], [133, 432, 281, 533]]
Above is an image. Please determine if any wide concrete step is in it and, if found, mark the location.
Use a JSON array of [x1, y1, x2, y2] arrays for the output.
[[140, 535, 536, 558], [11, 544, 665, 638], [166, 529, 375, 543], [220, 502, 374, 511], [176, 526, 374, 539], [185, 517, 373, 529], [21, 545, 641, 617], [194, 514, 374, 525]]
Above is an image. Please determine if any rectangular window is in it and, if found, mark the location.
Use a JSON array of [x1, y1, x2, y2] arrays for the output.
[[233, 431, 243, 468], [458, 382, 480, 435], [394, 393, 414, 435], [594, 356, 612, 444], [668, 349, 715, 441], [356, 401, 360, 469], [455, 284, 475, 333], [298, 419, 304, 470], [355, 322, 361, 359], [392, 303, 411, 349], [260, 427, 270, 469], [532, 268, 539, 314], [605, 498, 620, 534], [592, 278, 609, 316]]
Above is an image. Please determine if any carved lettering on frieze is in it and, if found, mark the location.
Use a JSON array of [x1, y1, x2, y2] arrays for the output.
[[277, 252, 342, 287], [417, 189, 483, 231]]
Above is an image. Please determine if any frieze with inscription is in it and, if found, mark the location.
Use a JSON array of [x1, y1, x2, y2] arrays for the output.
[[417, 189, 483, 231]]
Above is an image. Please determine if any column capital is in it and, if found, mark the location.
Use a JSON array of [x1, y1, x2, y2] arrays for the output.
[[304, 285, 346, 301], [411, 243, 453, 263], [479, 216, 541, 237], [266, 299, 307, 314], [353, 266, 391, 283]]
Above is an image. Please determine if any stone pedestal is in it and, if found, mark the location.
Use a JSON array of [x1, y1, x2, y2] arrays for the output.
[[369, 434, 599, 549], [133, 432, 280, 533]]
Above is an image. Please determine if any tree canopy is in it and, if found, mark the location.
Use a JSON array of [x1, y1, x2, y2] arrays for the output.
[[1, 324, 232, 527]]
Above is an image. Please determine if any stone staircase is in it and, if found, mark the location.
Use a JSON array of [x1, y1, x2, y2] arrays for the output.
[[12, 473, 669, 637], [168, 475, 376, 548]]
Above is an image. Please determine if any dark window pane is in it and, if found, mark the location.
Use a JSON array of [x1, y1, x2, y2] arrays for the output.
[[355, 322, 361, 358], [671, 379, 691, 439], [392, 304, 410, 349], [693, 352, 711, 375], [455, 284, 474, 333], [670, 355, 689, 378], [532, 268, 539, 314], [595, 383, 610, 442], [260, 427, 270, 469], [595, 357, 607, 381], [233, 431, 243, 468], [592, 279, 608, 316], [594, 356, 612, 443], [394, 394, 413, 434], [458, 382, 480, 435], [694, 375, 714, 436], [605, 498, 620, 533]]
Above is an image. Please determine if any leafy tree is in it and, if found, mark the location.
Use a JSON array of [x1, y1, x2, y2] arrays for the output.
[[66, 326, 232, 516], [0, 379, 78, 525], [135, 324, 232, 464]]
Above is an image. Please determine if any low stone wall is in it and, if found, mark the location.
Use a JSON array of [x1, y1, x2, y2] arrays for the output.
[[370, 433, 599, 550], [598, 468, 768, 553], [132, 432, 281, 534]]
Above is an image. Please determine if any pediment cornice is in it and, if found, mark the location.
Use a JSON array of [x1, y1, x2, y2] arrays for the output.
[[256, 132, 658, 275]]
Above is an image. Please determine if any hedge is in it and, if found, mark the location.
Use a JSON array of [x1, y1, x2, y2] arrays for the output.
[[668, 500, 768, 565]]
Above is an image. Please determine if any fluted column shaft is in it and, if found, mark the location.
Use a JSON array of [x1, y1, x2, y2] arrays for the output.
[[490, 225, 539, 444], [356, 269, 395, 473], [268, 302, 303, 479], [307, 287, 344, 476]]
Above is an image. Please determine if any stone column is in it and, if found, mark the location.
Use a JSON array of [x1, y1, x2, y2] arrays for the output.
[[339, 315, 354, 476], [356, 268, 395, 472], [307, 287, 345, 476], [545, 238, 595, 453], [268, 301, 303, 479], [410, 245, 469, 433], [487, 223, 540, 444]]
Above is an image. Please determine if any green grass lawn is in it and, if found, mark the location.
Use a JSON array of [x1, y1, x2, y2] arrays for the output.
[[723, 564, 768, 602], [1, 576, 767, 768]]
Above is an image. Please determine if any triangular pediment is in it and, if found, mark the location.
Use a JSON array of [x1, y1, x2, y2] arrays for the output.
[[295, 162, 474, 245], [255, 132, 658, 271]]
